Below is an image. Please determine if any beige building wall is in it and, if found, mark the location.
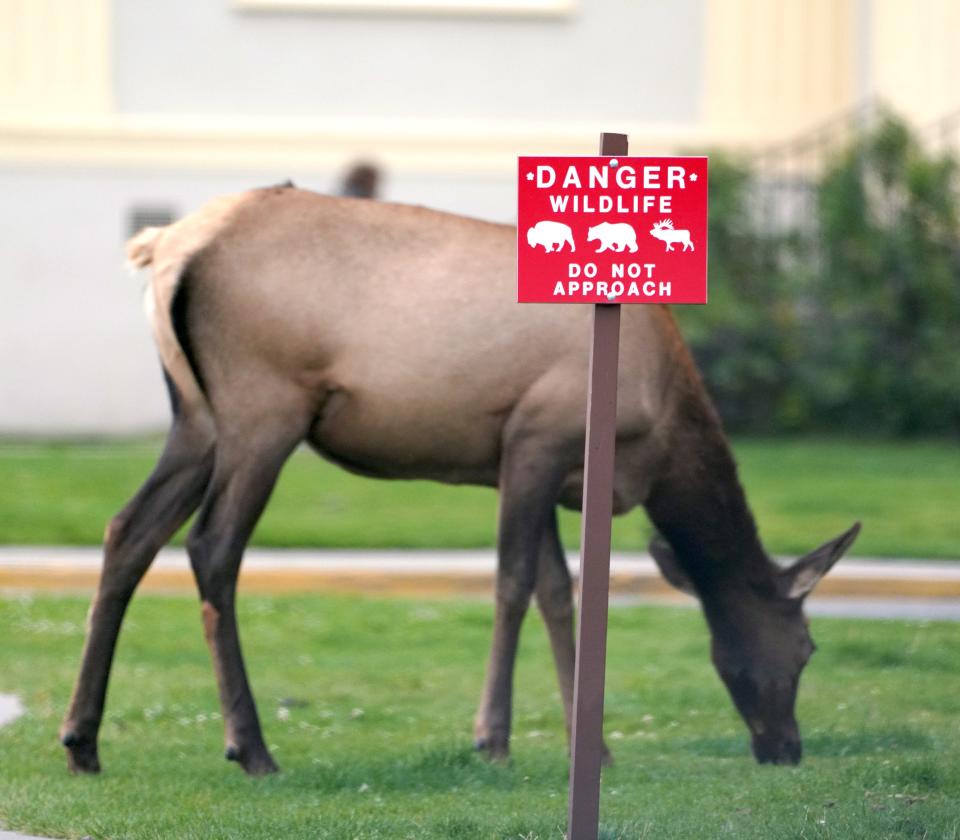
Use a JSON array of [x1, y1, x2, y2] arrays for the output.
[[870, 0, 960, 127], [704, 0, 960, 138], [704, 0, 858, 138], [0, 0, 112, 117]]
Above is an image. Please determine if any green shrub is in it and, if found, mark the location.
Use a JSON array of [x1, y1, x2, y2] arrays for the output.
[[681, 114, 960, 437]]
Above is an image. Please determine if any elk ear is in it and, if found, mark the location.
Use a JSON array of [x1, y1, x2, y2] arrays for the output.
[[779, 522, 861, 601], [649, 535, 697, 596]]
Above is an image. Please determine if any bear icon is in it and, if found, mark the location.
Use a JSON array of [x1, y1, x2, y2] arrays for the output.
[[587, 222, 638, 253], [526, 220, 575, 254]]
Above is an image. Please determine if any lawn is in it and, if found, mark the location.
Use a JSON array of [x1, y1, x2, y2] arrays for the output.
[[0, 438, 958, 558], [0, 594, 958, 839]]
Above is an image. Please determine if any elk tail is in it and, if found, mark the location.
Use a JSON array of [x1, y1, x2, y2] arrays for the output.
[[127, 220, 212, 418], [128, 191, 256, 423], [126, 226, 165, 271]]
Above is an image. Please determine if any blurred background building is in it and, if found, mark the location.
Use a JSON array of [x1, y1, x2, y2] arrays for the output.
[[1, 0, 958, 434]]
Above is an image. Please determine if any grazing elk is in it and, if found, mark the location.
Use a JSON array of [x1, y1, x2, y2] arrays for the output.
[[61, 185, 859, 775]]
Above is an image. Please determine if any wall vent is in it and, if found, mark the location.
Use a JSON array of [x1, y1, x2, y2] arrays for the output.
[[128, 206, 176, 238]]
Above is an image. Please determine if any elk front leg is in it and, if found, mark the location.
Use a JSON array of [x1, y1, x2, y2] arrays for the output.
[[187, 418, 304, 776], [61, 418, 214, 773], [474, 438, 565, 761], [534, 510, 613, 765]]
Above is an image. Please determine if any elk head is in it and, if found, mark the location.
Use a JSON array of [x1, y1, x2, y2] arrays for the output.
[[650, 219, 674, 235], [650, 522, 861, 764]]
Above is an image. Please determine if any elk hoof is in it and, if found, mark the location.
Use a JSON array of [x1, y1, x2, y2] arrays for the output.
[[600, 741, 615, 767], [562, 739, 614, 767], [62, 732, 101, 774], [224, 743, 279, 776], [243, 752, 280, 776], [473, 736, 510, 763]]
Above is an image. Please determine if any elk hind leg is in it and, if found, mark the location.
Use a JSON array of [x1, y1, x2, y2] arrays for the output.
[[187, 408, 308, 775], [61, 412, 215, 773], [535, 511, 613, 765], [474, 437, 566, 760]]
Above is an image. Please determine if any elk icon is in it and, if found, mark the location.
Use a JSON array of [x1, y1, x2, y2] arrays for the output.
[[650, 219, 694, 252]]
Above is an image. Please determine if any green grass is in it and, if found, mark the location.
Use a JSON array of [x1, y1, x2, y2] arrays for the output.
[[0, 438, 958, 557], [1, 594, 958, 839]]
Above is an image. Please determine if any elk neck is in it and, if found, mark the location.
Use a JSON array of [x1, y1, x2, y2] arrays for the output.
[[644, 382, 774, 597]]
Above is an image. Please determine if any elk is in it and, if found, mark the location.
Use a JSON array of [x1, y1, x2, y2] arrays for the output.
[[61, 185, 859, 776], [650, 219, 694, 252]]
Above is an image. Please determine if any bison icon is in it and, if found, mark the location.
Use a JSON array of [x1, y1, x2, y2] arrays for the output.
[[586, 222, 638, 254], [526, 220, 575, 254]]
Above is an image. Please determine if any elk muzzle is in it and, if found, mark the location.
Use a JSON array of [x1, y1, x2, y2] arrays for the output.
[[750, 719, 802, 765]]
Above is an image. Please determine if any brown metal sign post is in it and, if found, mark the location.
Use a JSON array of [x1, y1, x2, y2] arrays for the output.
[[517, 133, 707, 838], [566, 131, 627, 840]]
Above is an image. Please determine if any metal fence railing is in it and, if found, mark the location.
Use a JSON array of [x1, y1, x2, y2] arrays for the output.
[[744, 99, 959, 245], [748, 101, 882, 237]]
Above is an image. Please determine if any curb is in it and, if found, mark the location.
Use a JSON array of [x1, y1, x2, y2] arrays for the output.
[[2, 547, 959, 600]]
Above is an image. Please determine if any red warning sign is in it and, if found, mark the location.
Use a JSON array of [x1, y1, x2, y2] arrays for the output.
[[517, 156, 708, 304]]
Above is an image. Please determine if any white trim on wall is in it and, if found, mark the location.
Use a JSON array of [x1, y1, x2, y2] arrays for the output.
[[234, 0, 574, 17], [0, 114, 761, 174]]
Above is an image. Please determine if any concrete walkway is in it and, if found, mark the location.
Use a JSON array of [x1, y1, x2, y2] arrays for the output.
[[2, 546, 959, 618]]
